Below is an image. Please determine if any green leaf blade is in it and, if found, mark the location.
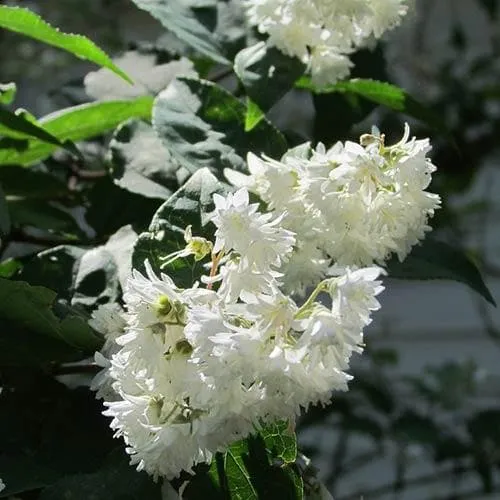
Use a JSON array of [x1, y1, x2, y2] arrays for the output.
[[297, 77, 450, 136], [386, 239, 496, 306], [0, 6, 132, 83], [0, 97, 153, 166], [131, 0, 228, 64]]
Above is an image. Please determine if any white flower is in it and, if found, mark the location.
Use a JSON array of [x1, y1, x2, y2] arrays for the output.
[[99, 188, 387, 481], [0, 478, 5, 493], [84, 51, 196, 101], [89, 303, 127, 400], [231, 125, 441, 291], [245, 0, 408, 85]]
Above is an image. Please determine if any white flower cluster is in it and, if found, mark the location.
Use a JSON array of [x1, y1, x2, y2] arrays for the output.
[[227, 124, 441, 295], [245, 0, 408, 85], [95, 188, 384, 479]]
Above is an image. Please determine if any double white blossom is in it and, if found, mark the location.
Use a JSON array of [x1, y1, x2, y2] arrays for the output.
[[96, 188, 384, 479], [245, 0, 408, 85], [228, 124, 441, 295]]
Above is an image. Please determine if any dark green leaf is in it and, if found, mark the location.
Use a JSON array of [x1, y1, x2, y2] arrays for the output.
[[38, 449, 161, 500], [0, 374, 116, 497], [261, 421, 297, 464], [131, 0, 228, 64], [235, 42, 306, 112], [0, 105, 80, 158], [0, 184, 10, 236], [0, 6, 132, 82], [85, 177, 161, 237], [133, 168, 228, 287], [18, 246, 84, 300], [0, 97, 153, 166], [298, 77, 449, 136], [8, 199, 83, 237], [152, 77, 287, 177], [386, 239, 496, 306], [0, 278, 102, 363], [109, 120, 178, 200], [0, 82, 16, 105], [0, 166, 70, 199], [0, 258, 21, 278]]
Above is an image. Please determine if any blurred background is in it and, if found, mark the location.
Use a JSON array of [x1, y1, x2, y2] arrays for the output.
[[2, 0, 500, 498]]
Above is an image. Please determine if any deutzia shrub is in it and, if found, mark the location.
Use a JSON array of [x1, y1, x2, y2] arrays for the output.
[[245, 0, 408, 85], [3, 2, 495, 499], [98, 188, 385, 478]]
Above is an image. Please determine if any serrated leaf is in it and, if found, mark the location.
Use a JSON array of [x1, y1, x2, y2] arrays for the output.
[[0, 82, 16, 105], [132, 168, 228, 286], [0, 97, 153, 166], [297, 77, 449, 136], [0, 104, 80, 158], [152, 77, 287, 177], [0, 6, 131, 83], [108, 120, 177, 200], [215, 431, 303, 500], [131, 0, 228, 64], [235, 42, 306, 112], [386, 239, 496, 306], [261, 421, 297, 464]]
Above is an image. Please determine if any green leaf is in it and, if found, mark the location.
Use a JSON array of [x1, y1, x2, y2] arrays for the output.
[[19, 227, 138, 310], [0, 6, 131, 83], [235, 42, 306, 112], [0, 184, 10, 236], [245, 98, 265, 132], [38, 449, 161, 500], [0, 375, 117, 497], [0, 104, 80, 158], [0, 97, 153, 166], [0, 166, 70, 199], [183, 424, 303, 500], [0, 278, 102, 365], [0, 82, 16, 105], [261, 421, 297, 464], [19, 246, 85, 300], [152, 77, 287, 177], [8, 199, 83, 237], [132, 168, 228, 287], [386, 239, 496, 306], [131, 0, 228, 64], [0, 258, 22, 278], [85, 177, 161, 237], [297, 77, 449, 136], [108, 120, 178, 200]]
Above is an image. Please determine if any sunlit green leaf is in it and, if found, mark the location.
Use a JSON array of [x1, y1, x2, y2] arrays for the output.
[[0, 6, 131, 82], [0, 97, 153, 166]]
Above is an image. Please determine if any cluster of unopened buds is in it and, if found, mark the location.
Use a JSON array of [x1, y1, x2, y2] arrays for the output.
[[90, 125, 440, 479]]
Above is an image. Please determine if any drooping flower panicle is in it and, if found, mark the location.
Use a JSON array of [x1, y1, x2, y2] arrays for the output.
[[228, 124, 441, 295], [96, 187, 386, 479], [245, 0, 408, 85]]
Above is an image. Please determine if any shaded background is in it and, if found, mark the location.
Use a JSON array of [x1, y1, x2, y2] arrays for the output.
[[2, 0, 500, 498]]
